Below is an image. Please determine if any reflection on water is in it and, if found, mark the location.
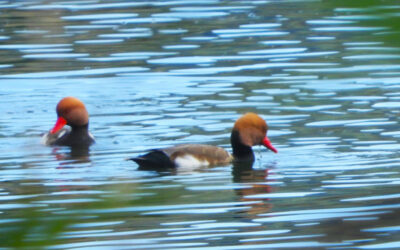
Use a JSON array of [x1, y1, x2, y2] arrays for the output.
[[2, 0, 400, 249], [51, 146, 91, 163]]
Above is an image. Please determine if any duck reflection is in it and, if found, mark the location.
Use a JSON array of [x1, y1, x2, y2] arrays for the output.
[[42, 97, 95, 164], [232, 161, 276, 216], [51, 146, 91, 164]]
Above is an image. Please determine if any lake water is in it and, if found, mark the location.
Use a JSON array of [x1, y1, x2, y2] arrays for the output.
[[1, 0, 400, 249]]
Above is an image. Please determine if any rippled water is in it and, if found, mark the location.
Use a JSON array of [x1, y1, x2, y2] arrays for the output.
[[2, 0, 400, 249]]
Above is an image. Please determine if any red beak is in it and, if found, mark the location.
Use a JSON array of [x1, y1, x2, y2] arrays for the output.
[[50, 117, 67, 134], [262, 136, 278, 153]]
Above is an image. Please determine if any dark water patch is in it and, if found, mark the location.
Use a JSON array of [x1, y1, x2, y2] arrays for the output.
[[22, 53, 89, 59], [307, 19, 356, 25], [78, 56, 148, 62], [98, 33, 153, 39], [172, 6, 255, 12], [64, 24, 118, 30], [92, 17, 182, 24], [75, 39, 124, 44], [19, 48, 74, 53], [152, 11, 229, 19], [239, 48, 307, 54], [182, 36, 217, 41], [217, 31, 289, 38], [239, 234, 325, 243], [20, 2, 149, 11], [344, 42, 384, 46], [111, 51, 178, 58], [61, 13, 138, 21], [159, 28, 188, 34]]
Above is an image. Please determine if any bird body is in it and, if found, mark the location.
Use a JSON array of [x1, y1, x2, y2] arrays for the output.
[[131, 113, 277, 169]]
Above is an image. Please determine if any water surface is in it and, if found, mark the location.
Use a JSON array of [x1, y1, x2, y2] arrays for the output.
[[1, 0, 400, 249]]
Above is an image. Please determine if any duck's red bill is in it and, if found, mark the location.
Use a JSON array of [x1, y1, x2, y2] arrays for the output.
[[262, 136, 278, 153], [50, 117, 67, 134]]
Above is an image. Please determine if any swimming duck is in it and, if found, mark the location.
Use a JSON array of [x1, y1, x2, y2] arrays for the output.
[[130, 112, 277, 169], [42, 97, 94, 147]]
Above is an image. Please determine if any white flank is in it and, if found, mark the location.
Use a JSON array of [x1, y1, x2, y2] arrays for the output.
[[40, 133, 50, 145], [41, 129, 67, 145], [88, 132, 95, 141], [174, 154, 210, 169]]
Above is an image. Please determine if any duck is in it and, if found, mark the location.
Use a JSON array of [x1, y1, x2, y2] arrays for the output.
[[42, 97, 95, 147], [130, 112, 277, 169]]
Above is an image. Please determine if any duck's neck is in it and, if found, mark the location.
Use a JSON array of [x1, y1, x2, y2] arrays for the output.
[[230, 130, 255, 162], [68, 124, 93, 146], [71, 124, 90, 136]]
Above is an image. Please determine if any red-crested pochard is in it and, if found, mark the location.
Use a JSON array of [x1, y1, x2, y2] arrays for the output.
[[130, 113, 277, 169], [42, 97, 95, 147]]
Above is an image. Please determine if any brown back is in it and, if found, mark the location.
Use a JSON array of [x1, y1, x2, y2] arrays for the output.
[[163, 144, 233, 166]]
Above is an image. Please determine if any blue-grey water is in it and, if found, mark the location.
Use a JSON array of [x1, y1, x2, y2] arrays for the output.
[[2, 0, 400, 249]]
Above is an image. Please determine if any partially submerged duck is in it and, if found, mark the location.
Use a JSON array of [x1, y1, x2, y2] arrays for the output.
[[42, 97, 94, 147]]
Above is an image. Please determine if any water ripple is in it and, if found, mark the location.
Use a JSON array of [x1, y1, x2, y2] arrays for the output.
[[62, 13, 138, 21], [342, 193, 400, 202], [170, 62, 337, 75], [92, 17, 181, 24], [0, 44, 71, 50], [2, 1, 400, 249], [239, 48, 307, 54], [153, 11, 229, 19], [244, 192, 324, 199], [22, 53, 89, 59], [0, 67, 148, 78], [358, 241, 400, 249], [313, 26, 388, 32]]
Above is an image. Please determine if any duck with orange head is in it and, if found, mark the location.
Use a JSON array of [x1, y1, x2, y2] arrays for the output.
[[130, 113, 277, 170], [42, 97, 95, 147]]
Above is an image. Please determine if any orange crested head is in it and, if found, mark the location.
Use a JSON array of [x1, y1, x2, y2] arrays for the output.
[[232, 112, 277, 153], [50, 97, 89, 134]]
